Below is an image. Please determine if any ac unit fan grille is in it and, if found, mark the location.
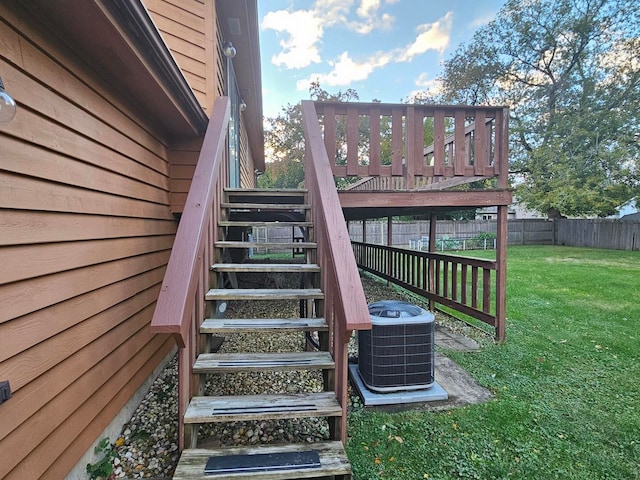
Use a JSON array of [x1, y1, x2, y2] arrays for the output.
[[358, 322, 434, 392]]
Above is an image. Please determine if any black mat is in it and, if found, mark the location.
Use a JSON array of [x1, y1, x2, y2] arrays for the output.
[[204, 450, 321, 475]]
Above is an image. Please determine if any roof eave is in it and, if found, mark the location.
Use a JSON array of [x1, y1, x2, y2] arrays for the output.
[[25, 0, 208, 140]]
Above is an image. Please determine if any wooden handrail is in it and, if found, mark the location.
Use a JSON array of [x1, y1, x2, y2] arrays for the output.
[[301, 100, 371, 442], [314, 101, 509, 190], [302, 100, 371, 332], [150, 97, 230, 347]]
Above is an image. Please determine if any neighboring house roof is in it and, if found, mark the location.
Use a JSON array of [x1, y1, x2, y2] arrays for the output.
[[620, 212, 640, 222], [616, 197, 638, 218]]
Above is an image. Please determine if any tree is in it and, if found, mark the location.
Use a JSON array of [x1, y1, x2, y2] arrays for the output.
[[259, 82, 359, 189], [436, 0, 640, 217]]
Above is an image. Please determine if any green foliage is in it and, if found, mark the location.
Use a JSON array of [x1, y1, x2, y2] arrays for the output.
[[474, 231, 496, 241], [261, 82, 360, 189], [348, 246, 640, 479], [86, 438, 116, 480], [436, 0, 640, 217]]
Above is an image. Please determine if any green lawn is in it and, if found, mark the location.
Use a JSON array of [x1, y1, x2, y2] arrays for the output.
[[348, 246, 640, 479]]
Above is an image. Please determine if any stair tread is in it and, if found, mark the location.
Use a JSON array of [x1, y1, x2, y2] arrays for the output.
[[222, 202, 310, 210], [225, 188, 307, 195], [216, 241, 317, 249], [193, 352, 335, 373], [219, 220, 313, 227], [211, 263, 320, 273], [173, 441, 350, 480], [206, 288, 324, 301], [184, 392, 341, 424], [201, 318, 328, 333]]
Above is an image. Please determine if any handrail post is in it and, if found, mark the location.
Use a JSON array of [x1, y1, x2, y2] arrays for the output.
[[302, 100, 371, 443], [149, 97, 230, 450]]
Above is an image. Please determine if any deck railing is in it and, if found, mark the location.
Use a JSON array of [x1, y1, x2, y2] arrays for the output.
[[314, 101, 509, 190], [352, 241, 500, 335], [149, 97, 230, 449], [301, 100, 371, 442]]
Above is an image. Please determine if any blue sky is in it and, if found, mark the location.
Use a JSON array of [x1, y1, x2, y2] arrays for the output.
[[258, 0, 507, 118]]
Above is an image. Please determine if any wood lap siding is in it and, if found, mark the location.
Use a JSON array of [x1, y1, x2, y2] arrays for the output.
[[148, 0, 222, 211], [146, 0, 208, 109], [0, 5, 175, 480], [169, 138, 204, 212]]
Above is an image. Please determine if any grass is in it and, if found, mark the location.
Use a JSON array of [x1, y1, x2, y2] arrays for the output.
[[347, 245, 640, 479]]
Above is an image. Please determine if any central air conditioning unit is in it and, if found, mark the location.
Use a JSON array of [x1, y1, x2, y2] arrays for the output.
[[358, 300, 435, 393]]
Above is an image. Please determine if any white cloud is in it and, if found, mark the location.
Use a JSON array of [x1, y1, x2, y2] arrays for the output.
[[262, 0, 396, 69], [261, 10, 324, 69], [294, 11, 454, 91], [296, 50, 393, 90], [357, 0, 380, 18], [415, 72, 437, 89], [407, 73, 443, 101], [398, 12, 453, 62], [469, 11, 498, 28], [344, 0, 395, 34]]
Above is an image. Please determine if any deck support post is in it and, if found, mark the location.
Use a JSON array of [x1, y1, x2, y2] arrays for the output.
[[495, 205, 508, 342]]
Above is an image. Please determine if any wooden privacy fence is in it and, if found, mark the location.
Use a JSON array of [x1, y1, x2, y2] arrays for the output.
[[352, 241, 501, 339], [314, 101, 509, 189], [345, 219, 639, 251], [347, 219, 555, 247], [556, 219, 639, 251]]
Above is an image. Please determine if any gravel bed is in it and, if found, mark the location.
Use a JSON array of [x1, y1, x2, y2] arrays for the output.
[[101, 271, 486, 479]]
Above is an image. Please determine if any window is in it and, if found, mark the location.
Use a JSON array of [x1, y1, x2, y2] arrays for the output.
[[226, 55, 241, 188]]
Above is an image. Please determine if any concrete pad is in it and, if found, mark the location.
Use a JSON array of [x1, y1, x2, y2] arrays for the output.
[[349, 353, 492, 411], [433, 354, 493, 408], [348, 364, 448, 406], [435, 325, 481, 352]]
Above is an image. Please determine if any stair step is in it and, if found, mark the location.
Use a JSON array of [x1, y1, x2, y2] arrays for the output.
[[206, 288, 324, 301], [219, 220, 313, 228], [184, 392, 341, 424], [193, 352, 334, 374], [174, 441, 350, 480], [200, 318, 328, 334], [216, 241, 317, 249], [211, 263, 320, 273], [225, 188, 307, 196], [222, 202, 310, 211]]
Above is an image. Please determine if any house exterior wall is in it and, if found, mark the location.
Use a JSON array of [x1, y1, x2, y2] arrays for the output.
[[145, 0, 212, 113], [0, 0, 263, 476], [153, 0, 258, 211], [0, 4, 177, 478]]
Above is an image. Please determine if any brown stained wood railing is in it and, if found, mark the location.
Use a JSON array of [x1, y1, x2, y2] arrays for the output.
[[150, 97, 230, 450], [352, 241, 500, 334], [301, 100, 371, 442], [314, 101, 509, 190]]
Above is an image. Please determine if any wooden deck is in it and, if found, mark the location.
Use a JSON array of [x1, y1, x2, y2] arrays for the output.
[[312, 100, 511, 219], [304, 100, 509, 341]]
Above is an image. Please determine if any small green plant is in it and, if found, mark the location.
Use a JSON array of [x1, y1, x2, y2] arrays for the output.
[[86, 437, 116, 480]]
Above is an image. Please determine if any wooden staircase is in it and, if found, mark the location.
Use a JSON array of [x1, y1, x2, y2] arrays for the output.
[[172, 188, 352, 480]]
